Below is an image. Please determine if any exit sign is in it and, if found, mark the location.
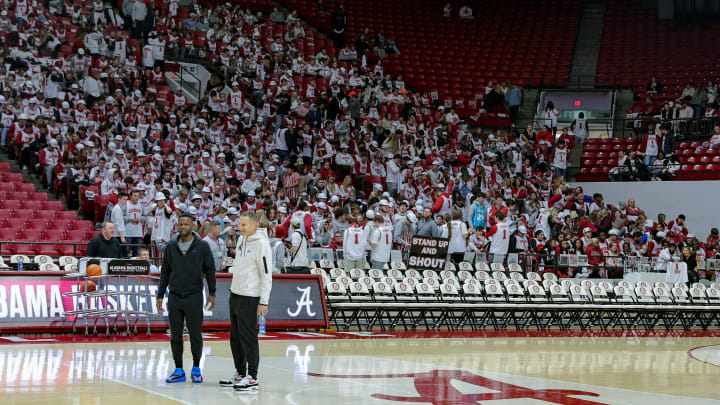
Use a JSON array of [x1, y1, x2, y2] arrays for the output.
[[574, 100, 582, 106]]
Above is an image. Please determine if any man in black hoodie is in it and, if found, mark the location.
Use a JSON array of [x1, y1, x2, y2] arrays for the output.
[[156, 213, 216, 384]]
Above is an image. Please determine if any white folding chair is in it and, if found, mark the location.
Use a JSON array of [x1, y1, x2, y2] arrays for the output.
[[349, 268, 366, 279], [34, 255, 54, 265], [329, 268, 346, 279], [387, 268, 404, 280], [405, 269, 422, 280], [490, 262, 505, 272], [423, 276, 440, 291]]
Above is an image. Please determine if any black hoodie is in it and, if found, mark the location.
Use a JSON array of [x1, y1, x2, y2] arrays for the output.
[[157, 232, 217, 299]]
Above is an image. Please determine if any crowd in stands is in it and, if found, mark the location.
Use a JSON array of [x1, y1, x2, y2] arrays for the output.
[[0, 0, 715, 282]]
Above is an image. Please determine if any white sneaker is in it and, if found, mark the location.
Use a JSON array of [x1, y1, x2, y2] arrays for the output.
[[234, 375, 258, 391], [219, 373, 243, 387]]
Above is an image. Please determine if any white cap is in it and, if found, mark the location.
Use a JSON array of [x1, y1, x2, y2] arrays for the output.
[[191, 194, 201, 201], [268, 166, 276, 172], [127, 127, 136, 133], [228, 207, 239, 215], [152, 153, 162, 160], [518, 225, 527, 234], [78, 48, 85, 54], [277, 206, 287, 213], [437, 183, 445, 189], [71, 84, 79, 89], [76, 144, 84, 150], [373, 183, 383, 190], [153, 146, 162, 152], [406, 211, 417, 224], [247, 191, 256, 197], [202, 151, 210, 158], [318, 193, 328, 199], [115, 135, 123, 141], [609, 229, 619, 236], [134, 90, 142, 97], [155, 192, 166, 201], [688, 233, 695, 238], [18, 113, 28, 120], [657, 231, 667, 238], [61, 101, 70, 108], [290, 216, 302, 226], [115, 149, 124, 154], [49, 139, 59, 147], [379, 199, 390, 206], [202, 187, 211, 193], [316, 202, 327, 210], [330, 195, 340, 203], [583, 227, 592, 233], [366, 209, 375, 218], [232, 81, 239, 86]]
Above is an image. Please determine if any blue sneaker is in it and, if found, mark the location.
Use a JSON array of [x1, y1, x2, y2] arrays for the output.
[[166, 368, 186, 383], [191, 366, 203, 383]]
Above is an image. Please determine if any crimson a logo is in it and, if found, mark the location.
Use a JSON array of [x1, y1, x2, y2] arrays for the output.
[[309, 369, 605, 405]]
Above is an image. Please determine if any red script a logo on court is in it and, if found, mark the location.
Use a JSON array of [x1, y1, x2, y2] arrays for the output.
[[309, 369, 605, 404]]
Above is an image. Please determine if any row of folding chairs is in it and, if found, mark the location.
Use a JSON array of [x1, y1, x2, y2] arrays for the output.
[[0, 255, 79, 272], [309, 259, 522, 273], [325, 276, 720, 332]]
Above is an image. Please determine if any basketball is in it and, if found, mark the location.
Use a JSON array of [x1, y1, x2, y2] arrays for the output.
[[80, 280, 96, 292], [86, 264, 102, 279], [401, 87, 407, 94]]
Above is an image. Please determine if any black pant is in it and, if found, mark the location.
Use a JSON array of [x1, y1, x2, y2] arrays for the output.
[[168, 291, 204, 369], [229, 293, 260, 378], [451, 252, 465, 264]]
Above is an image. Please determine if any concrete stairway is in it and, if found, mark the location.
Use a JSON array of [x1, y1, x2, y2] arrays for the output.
[[567, 0, 606, 88]]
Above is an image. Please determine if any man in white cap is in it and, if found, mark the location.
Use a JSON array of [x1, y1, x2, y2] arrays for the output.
[[229, 82, 244, 111], [200, 186, 214, 214], [150, 192, 175, 254], [378, 199, 394, 228], [39, 139, 60, 187], [509, 225, 530, 255], [242, 191, 260, 212], [266, 166, 280, 192], [188, 194, 206, 225]]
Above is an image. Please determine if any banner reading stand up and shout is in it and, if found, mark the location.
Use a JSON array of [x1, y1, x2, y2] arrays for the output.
[[408, 236, 449, 269]]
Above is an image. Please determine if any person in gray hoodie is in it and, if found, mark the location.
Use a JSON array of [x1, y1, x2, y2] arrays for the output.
[[219, 211, 272, 392]]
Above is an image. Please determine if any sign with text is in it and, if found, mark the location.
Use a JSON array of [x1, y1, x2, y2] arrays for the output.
[[0, 274, 328, 331], [408, 237, 449, 269], [107, 260, 151, 276]]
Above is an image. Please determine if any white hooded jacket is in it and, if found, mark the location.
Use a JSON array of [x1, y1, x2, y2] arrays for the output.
[[229, 228, 273, 305]]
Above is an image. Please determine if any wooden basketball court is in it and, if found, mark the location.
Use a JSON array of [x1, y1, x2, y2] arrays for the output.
[[1, 331, 719, 404]]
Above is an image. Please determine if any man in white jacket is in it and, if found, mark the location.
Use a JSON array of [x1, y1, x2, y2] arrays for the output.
[[220, 211, 272, 392]]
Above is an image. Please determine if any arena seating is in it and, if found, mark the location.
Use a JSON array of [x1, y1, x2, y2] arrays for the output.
[[313, 259, 720, 331], [0, 164, 96, 258], [282, 0, 580, 113], [577, 137, 720, 181], [596, 0, 720, 96]]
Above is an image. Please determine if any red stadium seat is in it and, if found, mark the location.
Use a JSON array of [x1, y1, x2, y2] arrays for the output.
[[44, 201, 64, 211], [50, 220, 75, 231], [35, 244, 60, 256], [1, 200, 21, 209], [22, 200, 44, 211]]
